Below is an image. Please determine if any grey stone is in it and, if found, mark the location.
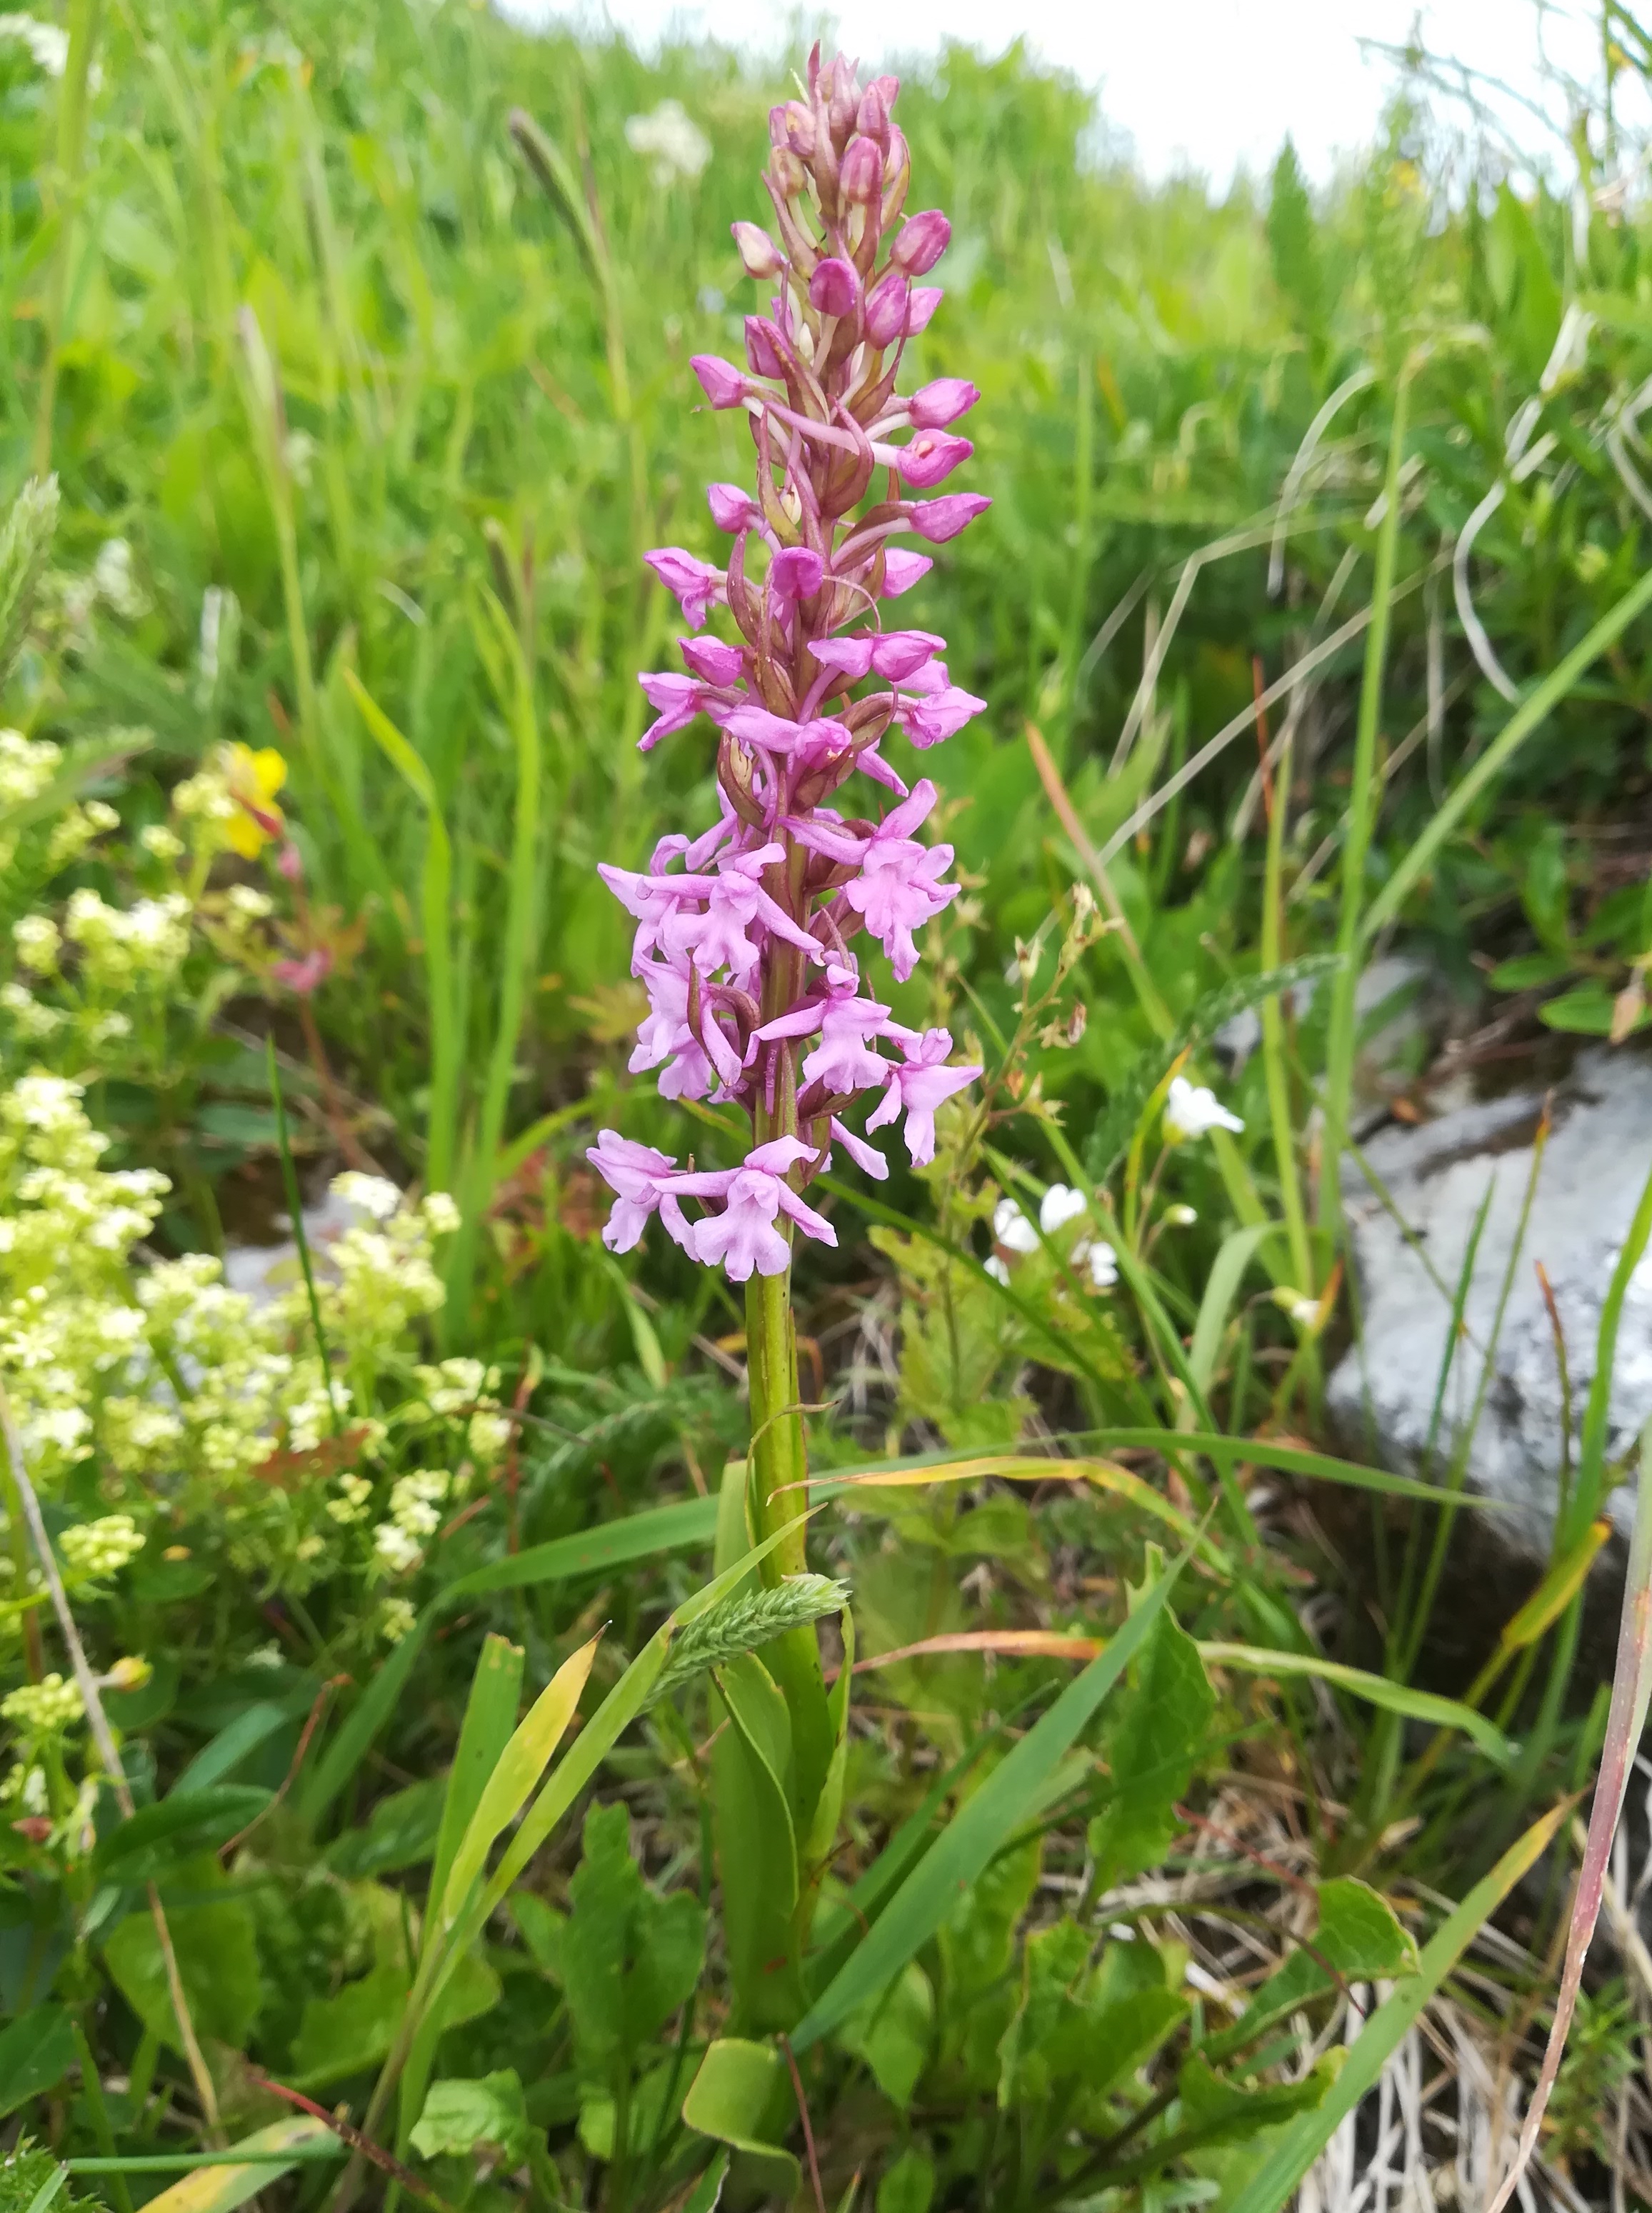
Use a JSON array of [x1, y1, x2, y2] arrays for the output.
[[1213, 953, 1441, 1123], [221, 1184, 382, 1310], [1327, 1049, 1652, 1557]]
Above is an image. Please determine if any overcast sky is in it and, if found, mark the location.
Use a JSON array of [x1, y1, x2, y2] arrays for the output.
[[497, 1, 1625, 188]]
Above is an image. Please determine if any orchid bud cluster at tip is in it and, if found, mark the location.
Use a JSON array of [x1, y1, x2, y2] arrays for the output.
[[587, 49, 989, 1284]]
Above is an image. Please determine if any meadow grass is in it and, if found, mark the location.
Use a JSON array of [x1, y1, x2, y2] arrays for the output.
[[4, 3, 1652, 2207]]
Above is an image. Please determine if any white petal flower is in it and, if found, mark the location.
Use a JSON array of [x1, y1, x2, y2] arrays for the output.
[[624, 99, 711, 185], [1163, 1076, 1244, 1143], [1076, 1239, 1118, 1291], [333, 1172, 402, 1222], [983, 1254, 1011, 1286], [1038, 1184, 1087, 1235], [0, 14, 68, 75], [992, 1197, 1039, 1254]]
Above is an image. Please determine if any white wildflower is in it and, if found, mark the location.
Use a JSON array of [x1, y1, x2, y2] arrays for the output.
[[379, 1596, 417, 1645], [1, 983, 60, 1039], [1076, 1239, 1119, 1291], [59, 1514, 144, 1579], [984, 1254, 1011, 1286], [225, 884, 273, 921], [140, 823, 184, 861], [624, 99, 711, 186], [13, 915, 60, 974], [1163, 1076, 1244, 1143], [373, 1522, 423, 1575], [334, 1171, 402, 1222], [2, 1672, 84, 1732], [421, 1191, 460, 1236], [1038, 1184, 1087, 1236], [1163, 1204, 1198, 1227], [992, 1197, 1039, 1255], [0, 729, 60, 809], [0, 14, 67, 75], [93, 539, 146, 619], [468, 1409, 512, 1461], [327, 1472, 373, 1525]]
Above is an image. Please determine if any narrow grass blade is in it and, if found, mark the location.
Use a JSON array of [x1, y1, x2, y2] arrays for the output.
[[171, 1703, 289, 1798], [1321, 364, 1413, 1229], [809, 1452, 1223, 1564], [1223, 1801, 1568, 2213], [1486, 1422, 1652, 2213], [299, 1496, 719, 1827], [107, 2120, 341, 2213], [298, 1614, 432, 1827], [790, 1550, 1188, 2054], [1364, 560, 1652, 941], [1189, 1223, 1279, 1394], [1196, 1643, 1513, 1764], [343, 668, 459, 1197], [1087, 1428, 1513, 1509], [397, 1633, 526, 2147]]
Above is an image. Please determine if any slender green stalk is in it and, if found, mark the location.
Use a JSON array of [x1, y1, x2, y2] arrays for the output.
[[267, 1038, 344, 1439], [1259, 713, 1313, 1300], [31, 0, 104, 476], [1320, 362, 1414, 1232]]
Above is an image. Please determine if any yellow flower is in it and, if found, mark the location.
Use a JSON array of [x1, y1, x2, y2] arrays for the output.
[[223, 744, 286, 858]]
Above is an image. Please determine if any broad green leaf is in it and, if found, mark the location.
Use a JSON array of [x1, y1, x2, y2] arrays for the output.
[[103, 1858, 264, 2054], [1314, 1879, 1416, 1977], [840, 1960, 933, 2110], [936, 1830, 1042, 2082], [0, 2006, 76, 2119], [559, 1802, 706, 2072], [714, 1653, 801, 2030], [1177, 2049, 1337, 2149], [1088, 1608, 1215, 1891], [877, 2147, 935, 2213], [409, 2072, 528, 2165], [94, 1787, 271, 1883], [118, 2121, 340, 2213], [289, 1947, 499, 2090], [1221, 1802, 1568, 2213], [679, 2039, 800, 2200], [792, 1552, 1186, 2054], [327, 1778, 446, 1879]]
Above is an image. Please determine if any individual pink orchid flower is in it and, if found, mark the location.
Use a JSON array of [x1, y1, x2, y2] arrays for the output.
[[675, 1137, 838, 1280], [865, 1026, 981, 1165]]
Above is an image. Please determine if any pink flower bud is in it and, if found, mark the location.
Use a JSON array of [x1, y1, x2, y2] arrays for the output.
[[771, 101, 816, 157], [871, 629, 946, 680], [691, 354, 747, 409], [731, 221, 784, 279], [809, 256, 861, 318], [273, 947, 333, 996], [863, 271, 911, 347], [769, 546, 824, 599], [909, 377, 979, 429], [898, 432, 973, 489], [856, 76, 898, 145], [838, 134, 882, 204], [744, 316, 786, 378], [681, 636, 746, 684], [891, 210, 951, 275], [880, 549, 933, 596], [708, 482, 761, 532], [907, 493, 991, 544], [906, 286, 943, 334], [276, 841, 304, 884]]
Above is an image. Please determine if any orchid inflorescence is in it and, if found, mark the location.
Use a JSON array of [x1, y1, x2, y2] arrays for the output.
[[589, 48, 988, 1282]]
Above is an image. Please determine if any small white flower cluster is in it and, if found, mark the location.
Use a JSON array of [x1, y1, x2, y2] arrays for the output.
[[0, 729, 59, 811], [373, 1468, 454, 1577], [624, 99, 711, 185], [989, 1185, 1118, 1292], [1, 1672, 84, 1734], [59, 1514, 144, 1580], [172, 758, 236, 831], [411, 1356, 511, 1461], [0, 1075, 467, 1604], [0, 12, 69, 75], [64, 888, 191, 992]]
